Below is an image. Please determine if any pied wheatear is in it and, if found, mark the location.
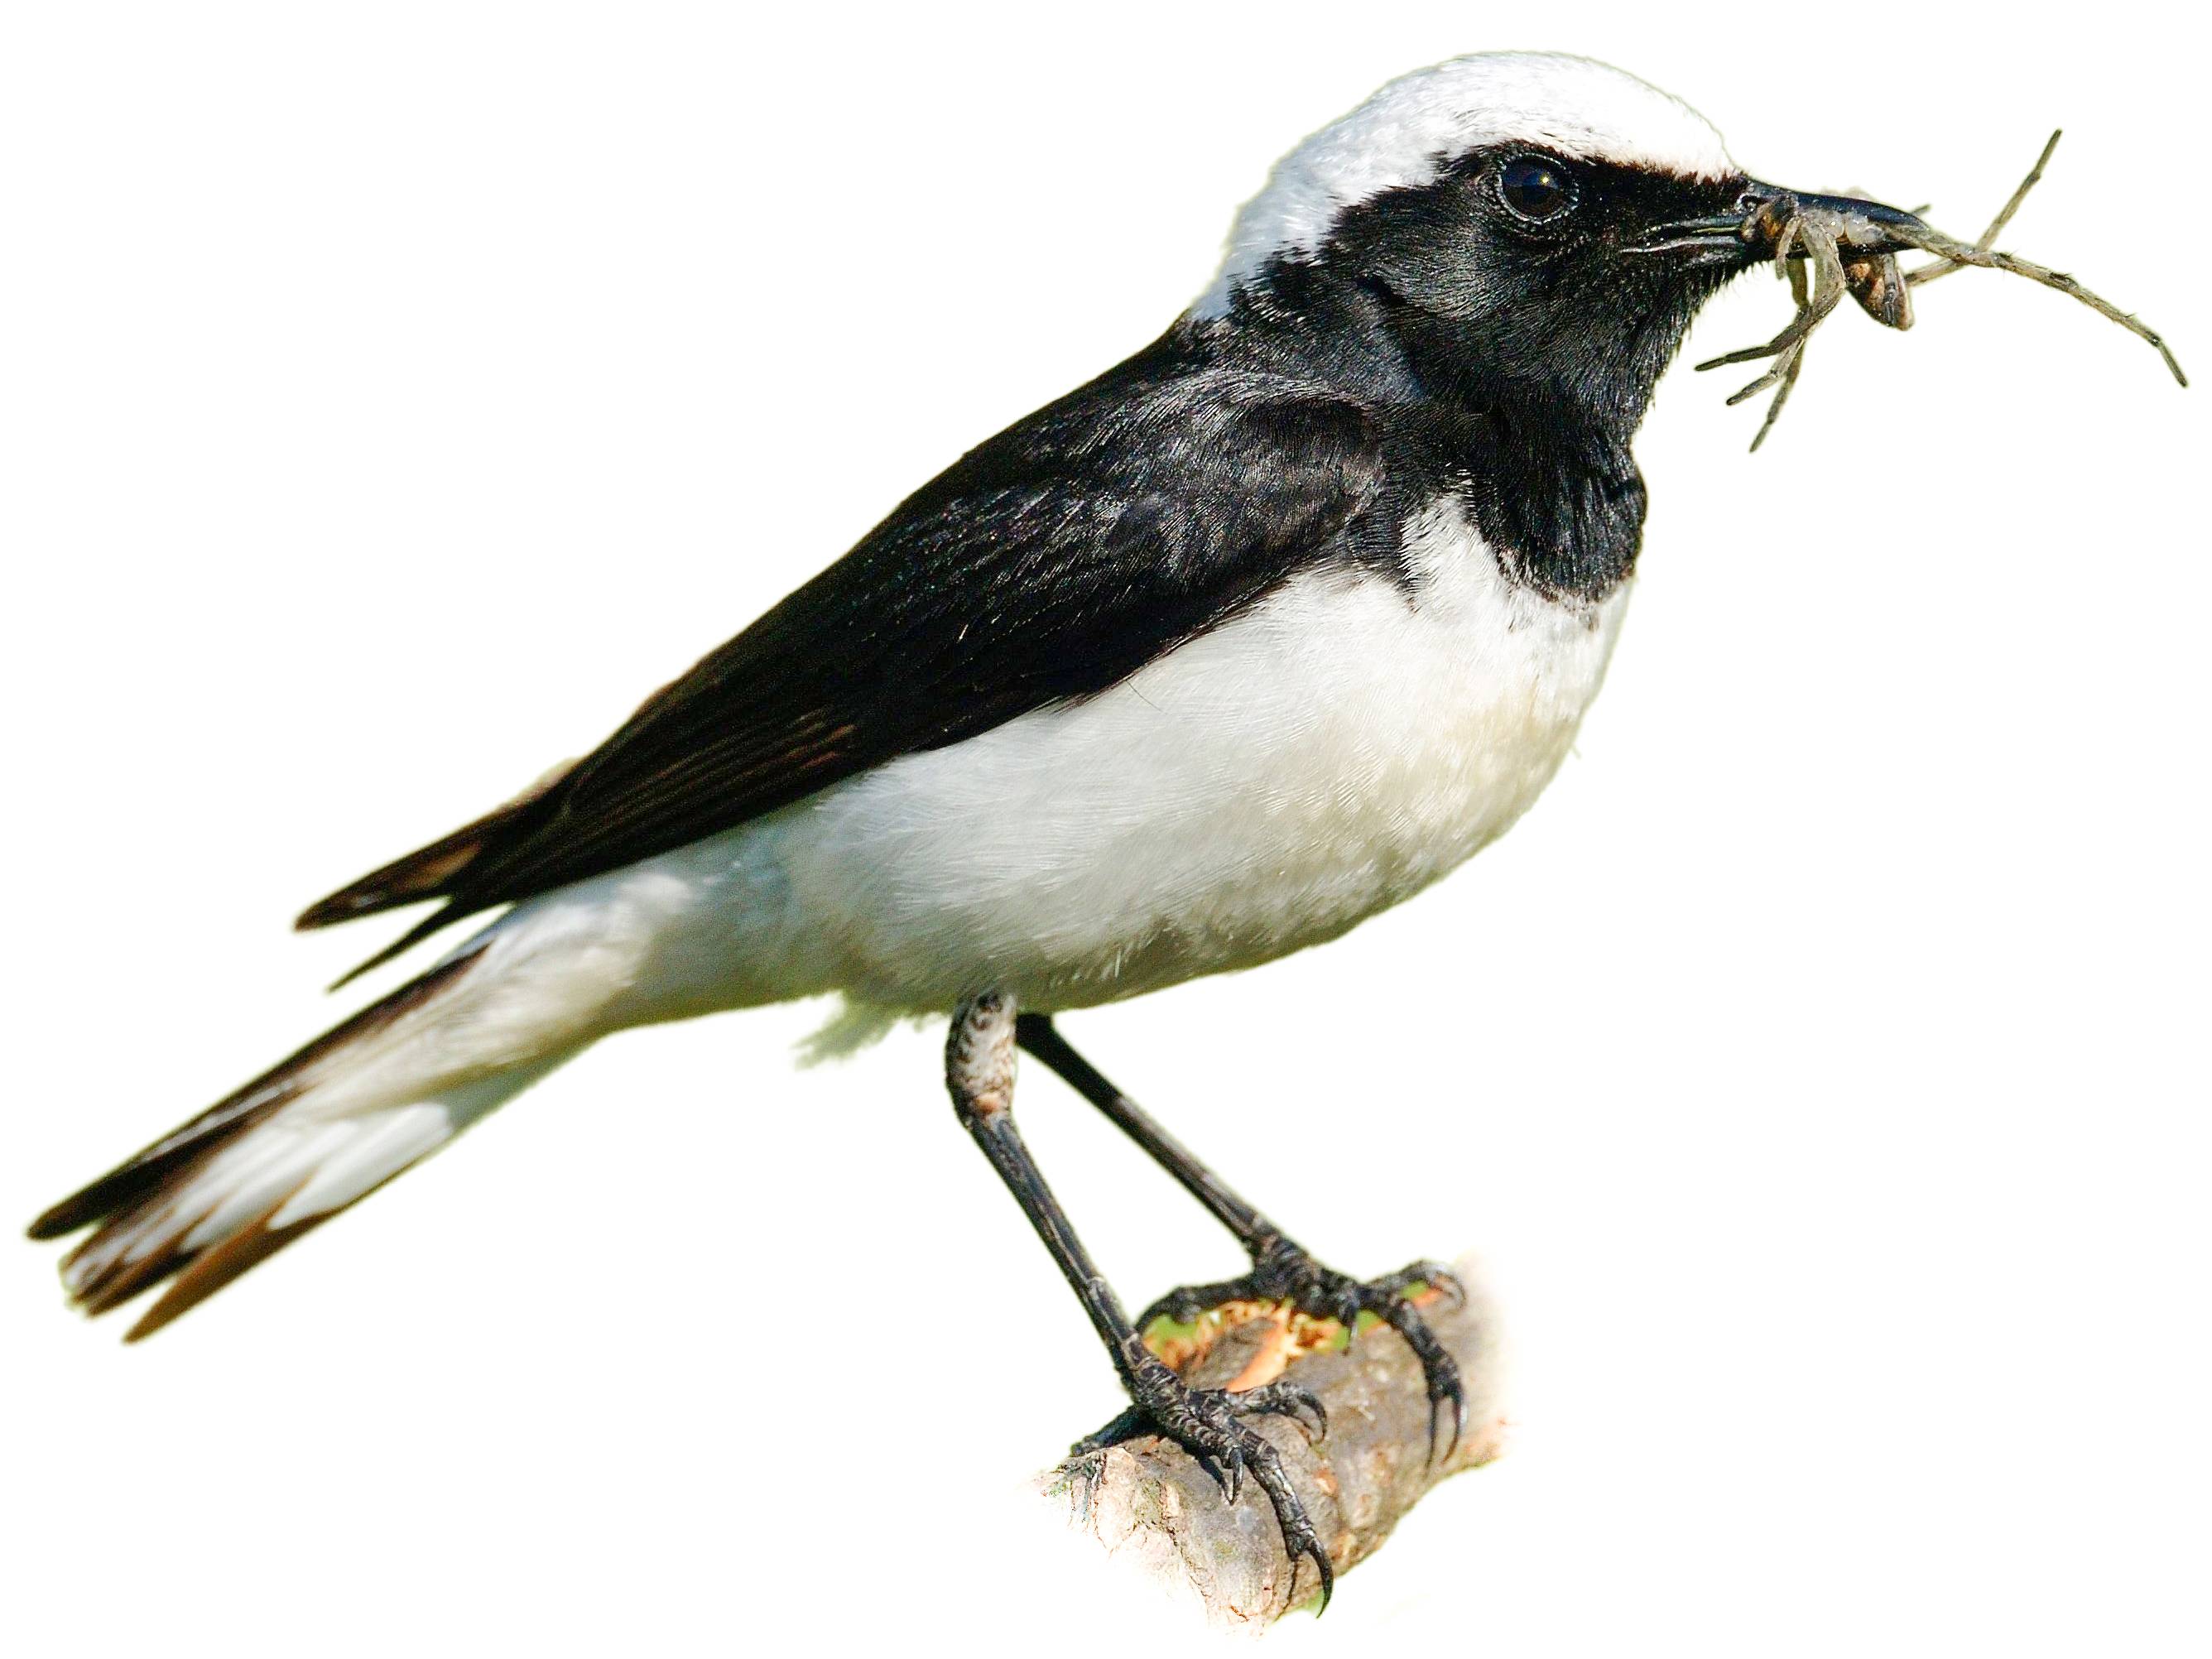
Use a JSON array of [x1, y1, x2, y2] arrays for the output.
[[34, 52, 2177, 1604]]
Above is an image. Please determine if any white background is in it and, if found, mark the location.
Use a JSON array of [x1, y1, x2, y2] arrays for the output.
[[3, 3, 2204, 1653]]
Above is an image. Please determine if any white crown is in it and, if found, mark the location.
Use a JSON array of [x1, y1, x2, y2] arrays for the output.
[[1197, 53, 1736, 316]]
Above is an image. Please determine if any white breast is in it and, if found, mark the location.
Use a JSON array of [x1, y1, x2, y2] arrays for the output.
[[508, 500, 1632, 1028]]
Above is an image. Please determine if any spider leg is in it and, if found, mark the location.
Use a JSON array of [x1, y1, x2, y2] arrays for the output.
[[1696, 218, 1816, 371], [1723, 252, 1810, 401], [1729, 224, 1847, 448], [1978, 248, 2186, 384], [1911, 130, 2061, 287], [1744, 335, 1810, 453], [1891, 215, 2186, 386]]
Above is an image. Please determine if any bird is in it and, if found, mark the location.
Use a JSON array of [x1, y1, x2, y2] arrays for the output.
[[29, 51, 2003, 1604]]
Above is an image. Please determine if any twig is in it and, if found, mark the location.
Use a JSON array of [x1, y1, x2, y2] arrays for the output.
[[1040, 1254, 1503, 1624]]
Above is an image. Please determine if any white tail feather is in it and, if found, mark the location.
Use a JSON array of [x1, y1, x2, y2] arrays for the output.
[[58, 1060, 572, 1314], [40, 915, 613, 1336]]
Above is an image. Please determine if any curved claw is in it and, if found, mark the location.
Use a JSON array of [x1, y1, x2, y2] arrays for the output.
[[1148, 1248, 1470, 1468], [1334, 1260, 1473, 1467], [1373, 1259, 1464, 1310], [1092, 1364, 1336, 1610], [1241, 1431, 1335, 1613], [1428, 1382, 1465, 1466], [1235, 1377, 1328, 1443], [1103, 1245, 1478, 1613], [1214, 1431, 1246, 1505], [1290, 1523, 1335, 1613]]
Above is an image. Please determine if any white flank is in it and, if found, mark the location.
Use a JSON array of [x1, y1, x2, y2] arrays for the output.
[[498, 498, 1632, 1031]]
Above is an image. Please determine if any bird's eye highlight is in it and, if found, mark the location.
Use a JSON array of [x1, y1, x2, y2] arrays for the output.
[[1498, 156, 1577, 223]]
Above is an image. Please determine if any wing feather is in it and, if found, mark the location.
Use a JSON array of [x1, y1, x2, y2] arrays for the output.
[[301, 344, 1388, 965]]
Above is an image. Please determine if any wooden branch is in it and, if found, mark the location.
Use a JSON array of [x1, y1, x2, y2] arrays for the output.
[[1039, 1255, 1503, 1623]]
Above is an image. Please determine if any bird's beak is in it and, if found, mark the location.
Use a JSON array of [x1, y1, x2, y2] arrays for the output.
[[1631, 183, 1931, 267]]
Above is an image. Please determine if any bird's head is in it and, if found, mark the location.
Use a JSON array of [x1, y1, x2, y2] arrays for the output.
[[1198, 53, 1920, 427]]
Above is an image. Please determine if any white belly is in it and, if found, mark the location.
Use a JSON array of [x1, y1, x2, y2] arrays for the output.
[[506, 501, 1631, 1026]]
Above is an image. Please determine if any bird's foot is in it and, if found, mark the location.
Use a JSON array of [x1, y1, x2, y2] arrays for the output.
[[1141, 1243, 1468, 1462], [1073, 1355, 1334, 1607]]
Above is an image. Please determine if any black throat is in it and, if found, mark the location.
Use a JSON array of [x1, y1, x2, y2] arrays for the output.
[[1214, 156, 1741, 603], [1399, 350, 1655, 603]]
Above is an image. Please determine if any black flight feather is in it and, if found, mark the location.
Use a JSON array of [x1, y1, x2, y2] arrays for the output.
[[301, 334, 1390, 975]]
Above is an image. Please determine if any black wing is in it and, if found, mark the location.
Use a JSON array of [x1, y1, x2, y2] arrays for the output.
[[301, 342, 1390, 977]]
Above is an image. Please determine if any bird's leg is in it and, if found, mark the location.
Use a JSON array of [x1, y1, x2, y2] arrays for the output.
[[1014, 1012, 1468, 1462], [947, 994, 1334, 1608]]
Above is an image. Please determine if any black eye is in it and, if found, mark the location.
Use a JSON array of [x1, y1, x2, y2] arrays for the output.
[[1498, 156, 1577, 223]]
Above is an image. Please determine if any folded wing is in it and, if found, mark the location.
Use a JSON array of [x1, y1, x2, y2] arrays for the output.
[[301, 349, 1389, 978]]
